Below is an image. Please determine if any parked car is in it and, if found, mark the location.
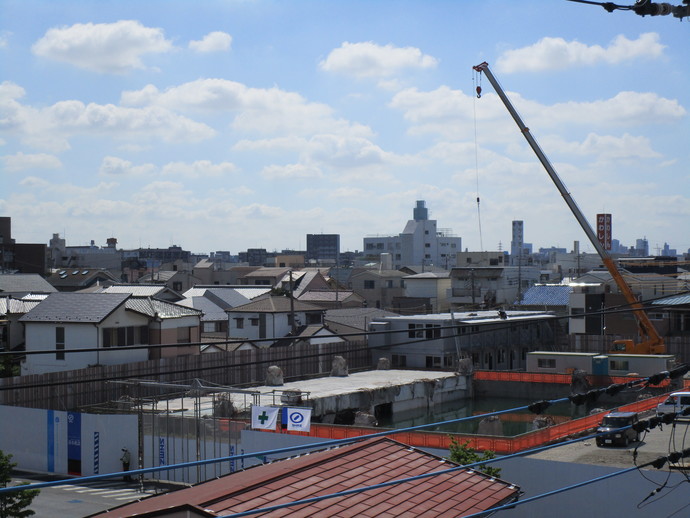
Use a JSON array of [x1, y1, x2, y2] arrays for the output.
[[595, 412, 640, 447], [656, 391, 690, 419]]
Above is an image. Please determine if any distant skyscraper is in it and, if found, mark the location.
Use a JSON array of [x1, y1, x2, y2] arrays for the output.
[[306, 234, 340, 264], [510, 220, 531, 266]]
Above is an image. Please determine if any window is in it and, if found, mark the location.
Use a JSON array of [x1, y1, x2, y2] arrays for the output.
[[363, 280, 375, 289], [56, 327, 65, 360], [537, 358, 556, 369], [103, 328, 112, 348], [426, 356, 441, 368], [172, 281, 182, 291], [234, 318, 244, 329], [177, 326, 191, 344], [250, 318, 259, 327], [376, 243, 384, 250], [610, 360, 630, 371], [425, 243, 431, 248], [425, 324, 441, 339], [385, 280, 393, 288], [408, 323, 424, 338], [392, 354, 407, 367]]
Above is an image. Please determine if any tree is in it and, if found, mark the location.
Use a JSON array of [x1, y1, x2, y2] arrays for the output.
[[0, 450, 39, 518], [448, 437, 501, 478]]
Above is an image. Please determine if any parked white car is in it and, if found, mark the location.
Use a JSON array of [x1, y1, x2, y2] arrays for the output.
[[656, 391, 690, 418]]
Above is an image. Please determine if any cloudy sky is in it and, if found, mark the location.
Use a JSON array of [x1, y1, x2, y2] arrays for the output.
[[1, 1, 688, 257]]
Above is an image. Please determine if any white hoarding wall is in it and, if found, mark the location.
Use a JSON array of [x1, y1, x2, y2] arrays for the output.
[[0, 406, 137, 477]]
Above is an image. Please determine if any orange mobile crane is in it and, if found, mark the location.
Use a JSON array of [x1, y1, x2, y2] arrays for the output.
[[472, 61, 665, 355]]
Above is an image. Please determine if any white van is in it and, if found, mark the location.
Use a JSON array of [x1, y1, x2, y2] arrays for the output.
[[656, 391, 690, 418]]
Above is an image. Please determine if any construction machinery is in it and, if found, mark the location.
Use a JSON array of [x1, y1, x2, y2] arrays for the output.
[[472, 61, 665, 355]]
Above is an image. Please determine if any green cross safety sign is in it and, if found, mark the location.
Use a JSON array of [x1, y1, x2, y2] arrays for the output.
[[258, 411, 269, 424]]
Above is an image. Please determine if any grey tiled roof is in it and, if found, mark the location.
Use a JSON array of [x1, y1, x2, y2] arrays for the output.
[[517, 285, 572, 306], [102, 285, 168, 297], [0, 274, 57, 294], [177, 296, 227, 322], [230, 296, 322, 313], [125, 298, 202, 319], [652, 294, 690, 306], [19, 292, 130, 323], [325, 307, 399, 330]]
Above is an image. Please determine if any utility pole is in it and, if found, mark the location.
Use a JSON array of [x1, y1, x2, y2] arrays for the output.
[[289, 270, 297, 334]]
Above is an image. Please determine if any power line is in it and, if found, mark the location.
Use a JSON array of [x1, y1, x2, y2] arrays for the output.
[[2, 362, 687, 499]]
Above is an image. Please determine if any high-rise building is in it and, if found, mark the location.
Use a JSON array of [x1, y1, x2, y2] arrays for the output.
[[363, 200, 461, 269], [510, 220, 532, 266], [306, 234, 340, 265]]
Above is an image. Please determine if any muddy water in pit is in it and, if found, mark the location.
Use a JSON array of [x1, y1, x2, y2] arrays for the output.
[[376, 397, 622, 437]]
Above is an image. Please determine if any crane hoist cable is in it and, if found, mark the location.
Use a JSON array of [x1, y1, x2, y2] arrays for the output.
[[472, 70, 484, 251]]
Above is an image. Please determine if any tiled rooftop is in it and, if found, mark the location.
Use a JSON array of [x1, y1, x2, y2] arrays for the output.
[[91, 437, 519, 517]]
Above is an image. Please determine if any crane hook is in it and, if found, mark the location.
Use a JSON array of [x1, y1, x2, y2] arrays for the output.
[[476, 86, 482, 98]]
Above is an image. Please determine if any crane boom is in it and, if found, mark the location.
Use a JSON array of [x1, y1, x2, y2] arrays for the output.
[[472, 61, 665, 355]]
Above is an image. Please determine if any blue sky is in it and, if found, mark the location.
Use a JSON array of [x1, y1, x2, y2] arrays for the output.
[[1, 0, 688, 257]]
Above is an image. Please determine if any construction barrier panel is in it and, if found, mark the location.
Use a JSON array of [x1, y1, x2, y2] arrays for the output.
[[473, 370, 671, 388]]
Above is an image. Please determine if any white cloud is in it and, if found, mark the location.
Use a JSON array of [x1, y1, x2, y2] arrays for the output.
[[496, 33, 665, 73], [189, 31, 232, 53], [260, 163, 323, 180], [122, 79, 372, 137], [161, 160, 238, 177], [542, 133, 661, 160], [319, 41, 438, 79], [31, 20, 173, 74], [3, 94, 216, 152], [99, 156, 156, 176], [390, 86, 685, 143], [0, 31, 10, 49], [1, 152, 62, 172]]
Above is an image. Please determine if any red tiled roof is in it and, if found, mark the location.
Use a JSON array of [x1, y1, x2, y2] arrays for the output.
[[90, 437, 519, 517]]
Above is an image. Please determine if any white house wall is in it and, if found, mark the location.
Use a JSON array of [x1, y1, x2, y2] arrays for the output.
[[23, 322, 99, 375]]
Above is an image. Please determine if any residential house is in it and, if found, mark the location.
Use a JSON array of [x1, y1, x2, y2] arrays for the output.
[[179, 286, 271, 336], [0, 297, 41, 352], [137, 269, 202, 293], [448, 265, 541, 308], [516, 284, 573, 316], [350, 268, 407, 310], [0, 273, 57, 298], [88, 437, 519, 518], [191, 260, 259, 286], [98, 284, 184, 302], [226, 296, 324, 347], [238, 267, 291, 287], [296, 289, 365, 310], [19, 292, 202, 374], [46, 268, 119, 292], [395, 271, 451, 313], [368, 310, 557, 370]]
